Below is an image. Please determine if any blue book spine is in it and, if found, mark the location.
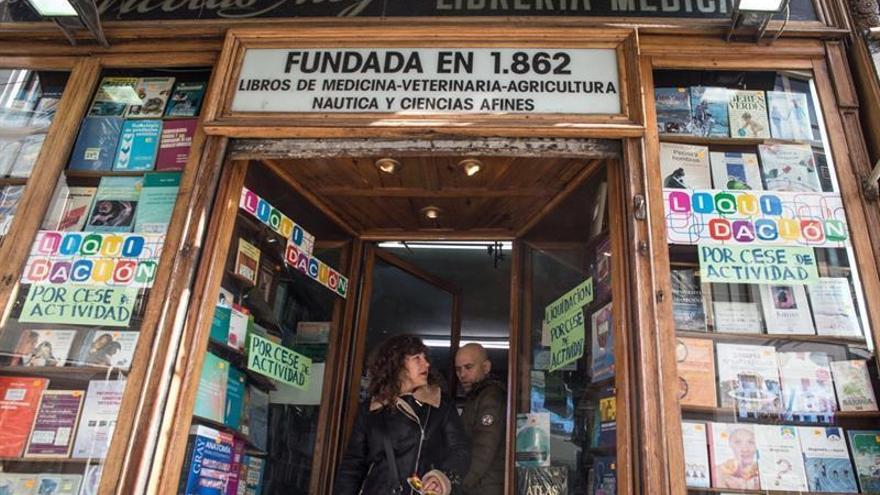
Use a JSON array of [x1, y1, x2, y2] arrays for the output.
[[68, 117, 123, 171], [113, 119, 162, 171], [224, 367, 245, 430], [180, 426, 233, 495], [243, 455, 265, 495]]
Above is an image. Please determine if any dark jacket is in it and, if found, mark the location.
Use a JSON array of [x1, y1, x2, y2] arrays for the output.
[[335, 385, 471, 495], [459, 379, 506, 495]]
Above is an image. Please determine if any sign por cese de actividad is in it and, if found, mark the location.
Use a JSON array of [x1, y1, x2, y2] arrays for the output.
[[232, 48, 621, 115]]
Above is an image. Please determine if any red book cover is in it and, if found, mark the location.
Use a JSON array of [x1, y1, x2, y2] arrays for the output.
[[0, 376, 49, 457], [155, 118, 196, 171]]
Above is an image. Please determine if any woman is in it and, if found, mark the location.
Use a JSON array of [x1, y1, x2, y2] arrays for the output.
[[336, 335, 470, 495]]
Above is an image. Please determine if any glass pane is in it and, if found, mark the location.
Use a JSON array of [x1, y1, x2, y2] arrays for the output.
[[655, 70, 880, 494]]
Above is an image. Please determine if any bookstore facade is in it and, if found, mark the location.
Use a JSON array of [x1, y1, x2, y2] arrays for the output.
[[1, 2, 880, 495]]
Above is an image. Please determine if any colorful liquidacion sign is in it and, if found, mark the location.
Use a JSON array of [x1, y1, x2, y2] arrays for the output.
[[285, 241, 348, 298], [240, 187, 315, 255]]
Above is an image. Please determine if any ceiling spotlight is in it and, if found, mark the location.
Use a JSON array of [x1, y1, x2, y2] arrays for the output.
[[375, 158, 401, 174], [458, 159, 483, 177], [420, 206, 442, 220]]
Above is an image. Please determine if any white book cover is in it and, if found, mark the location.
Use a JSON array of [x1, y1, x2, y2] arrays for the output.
[[35, 474, 83, 495], [41, 178, 70, 231], [808, 278, 862, 338], [709, 151, 763, 190], [660, 142, 711, 189], [0, 473, 37, 494], [71, 380, 126, 459], [9, 133, 46, 178], [709, 422, 761, 489], [58, 186, 97, 232], [759, 284, 815, 335], [767, 91, 813, 141], [712, 301, 762, 334], [682, 422, 711, 488], [759, 143, 822, 192], [227, 305, 249, 352], [0, 138, 23, 176], [754, 424, 809, 491], [15, 329, 77, 367], [716, 343, 781, 414], [125, 77, 175, 119], [76, 330, 139, 370], [0, 185, 24, 236], [728, 90, 770, 138], [777, 352, 837, 415], [798, 426, 860, 493], [830, 360, 879, 412]]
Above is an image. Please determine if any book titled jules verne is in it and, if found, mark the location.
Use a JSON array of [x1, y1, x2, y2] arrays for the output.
[[847, 430, 880, 493], [85, 176, 143, 233], [682, 422, 711, 488], [728, 90, 770, 139], [14, 329, 77, 367], [777, 352, 837, 418], [689, 87, 729, 137], [165, 81, 207, 118], [155, 118, 196, 171], [24, 389, 84, 458], [112, 119, 162, 171], [655, 87, 692, 134], [68, 116, 124, 171], [798, 426, 859, 493], [133, 171, 181, 234], [759, 143, 822, 192], [767, 90, 813, 141], [716, 343, 781, 414], [709, 151, 763, 190], [671, 268, 707, 332], [125, 77, 175, 119], [71, 379, 126, 459], [758, 284, 815, 335], [660, 142, 711, 189], [808, 278, 862, 338], [830, 360, 879, 412], [754, 424, 809, 491], [235, 238, 261, 286], [708, 422, 761, 489], [88, 77, 140, 117], [676, 337, 717, 408], [711, 301, 762, 334]]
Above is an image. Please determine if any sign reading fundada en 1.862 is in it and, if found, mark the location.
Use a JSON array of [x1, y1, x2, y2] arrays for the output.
[[232, 48, 621, 115]]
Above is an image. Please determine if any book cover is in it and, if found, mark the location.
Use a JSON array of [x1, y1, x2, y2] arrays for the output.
[[76, 330, 139, 370], [0, 376, 48, 456], [689, 87, 729, 137], [590, 302, 614, 383], [24, 389, 84, 457], [711, 301, 762, 334], [133, 171, 181, 234], [592, 456, 616, 495], [112, 119, 162, 171], [778, 352, 837, 417], [0, 474, 38, 494], [655, 87, 692, 134], [71, 380, 126, 459], [68, 117, 125, 172], [227, 305, 251, 352], [166, 82, 206, 118], [798, 426, 859, 493], [243, 455, 265, 495], [515, 412, 551, 467], [235, 238, 261, 286], [728, 90, 770, 138], [41, 179, 70, 231], [34, 474, 83, 495], [758, 284, 815, 335], [88, 77, 140, 117], [295, 322, 331, 344], [0, 185, 24, 236], [715, 343, 781, 414], [593, 236, 612, 303], [847, 430, 880, 493], [29, 94, 62, 129], [758, 143, 822, 192], [0, 137, 23, 176], [767, 91, 813, 141], [709, 151, 763, 190], [708, 422, 760, 489], [676, 337, 717, 408], [194, 352, 228, 423], [246, 386, 269, 452], [671, 268, 707, 332], [10, 132, 46, 178], [14, 329, 77, 367], [125, 77, 175, 119], [590, 386, 616, 449], [85, 176, 143, 233], [660, 142, 711, 189], [682, 422, 711, 488], [830, 360, 879, 412], [227, 438, 246, 495], [79, 465, 103, 495], [808, 278, 862, 338], [179, 424, 234, 495], [516, 466, 568, 495], [210, 305, 231, 347], [225, 366, 246, 430], [155, 118, 196, 171], [58, 186, 97, 231], [754, 424, 809, 491]]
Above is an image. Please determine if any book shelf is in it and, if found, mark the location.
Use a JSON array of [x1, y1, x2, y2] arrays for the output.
[[0, 457, 101, 465], [0, 366, 127, 381], [205, 340, 277, 392], [676, 331, 867, 347], [659, 134, 818, 148]]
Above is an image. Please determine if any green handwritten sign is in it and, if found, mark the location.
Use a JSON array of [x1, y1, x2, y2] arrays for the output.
[[545, 278, 593, 372], [699, 245, 819, 285], [20, 284, 137, 327], [248, 332, 311, 390], [544, 278, 594, 323]]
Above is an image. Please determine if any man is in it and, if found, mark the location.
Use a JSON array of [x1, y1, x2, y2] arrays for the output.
[[454, 343, 506, 495]]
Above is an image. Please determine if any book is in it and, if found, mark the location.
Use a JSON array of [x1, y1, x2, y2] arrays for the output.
[[0, 376, 49, 456], [178, 424, 234, 495], [194, 352, 228, 423], [515, 412, 551, 467], [34, 474, 83, 495], [715, 343, 781, 415], [165, 81, 206, 118], [58, 186, 97, 231], [830, 360, 879, 412], [0, 185, 24, 236], [76, 330, 139, 370], [798, 426, 859, 493], [14, 329, 77, 367], [85, 176, 143, 232], [593, 236, 612, 301], [590, 302, 614, 383], [754, 424, 809, 491], [155, 118, 196, 171], [682, 422, 711, 488], [767, 91, 813, 141], [689, 87, 729, 137], [295, 321, 331, 344], [68, 117, 124, 171], [516, 466, 568, 495], [591, 456, 616, 495], [246, 386, 269, 452], [125, 77, 175, 119], [41, 179, 70, 230], [210, 305, 232, 347], [728, 90, 770, 138], [71, 379, 126, 459], [88, 77, 140, 117], [29, 93, 62, 129], [808, 278, 862, 338], [709, 151, 763, 190], [79, 465, 102, 495], [591, 386, 616, 448], [671, 268, 707, 332], [847, 430, 880, 493], [235, 238, 261, 286], [0, 137, 23, 176], [711, 301, 762, 334], [758, 284, 815, 335], [112, 119, 162, 171], [24, 389, 85, 457], [225, 367, 246, 430], [10, 132, 46, 177], [0, 474, 38, 494], [655, 87, 692, 134], [660, 142, 711, 189], [227, 305, 250, 352], [243, 455, 265, 495], [758, 143, 821, 192], [708, 422, 761, 489], [778, 352, 837, 418], [133, 171, 181, 234], [676, 337, 717, 408], [227, 438, 246, 495]]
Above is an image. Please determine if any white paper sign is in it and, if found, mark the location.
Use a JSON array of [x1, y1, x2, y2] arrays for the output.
[[232, 48, 621, 115]]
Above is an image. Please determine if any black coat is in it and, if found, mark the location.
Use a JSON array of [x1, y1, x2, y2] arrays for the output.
[[459, 379, 506, 495], [335, 388, 471, 495]]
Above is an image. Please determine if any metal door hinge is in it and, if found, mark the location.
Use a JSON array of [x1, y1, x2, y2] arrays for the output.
[[633, 194, 647, 220]]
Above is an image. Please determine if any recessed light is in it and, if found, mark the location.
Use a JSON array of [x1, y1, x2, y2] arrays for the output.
[[375, 158, 401, 174], [26, 0, 77, 16], [420, 206, 442, 220], [458, 159, 483, 177]]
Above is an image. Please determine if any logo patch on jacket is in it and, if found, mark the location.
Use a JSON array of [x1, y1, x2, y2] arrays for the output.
[[481, 414, 495, 426]]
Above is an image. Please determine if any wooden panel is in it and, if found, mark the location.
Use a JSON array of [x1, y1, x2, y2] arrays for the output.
[[824, 41, 859, 108]]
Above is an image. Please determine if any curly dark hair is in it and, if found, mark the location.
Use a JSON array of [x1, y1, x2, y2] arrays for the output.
[[367, 334, 436, 404]]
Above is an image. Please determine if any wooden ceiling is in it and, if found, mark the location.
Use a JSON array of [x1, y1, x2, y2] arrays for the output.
[[263, 156, 602, 239]]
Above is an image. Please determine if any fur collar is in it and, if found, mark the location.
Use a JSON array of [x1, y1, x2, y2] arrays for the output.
[[369, 384, 442, 412]]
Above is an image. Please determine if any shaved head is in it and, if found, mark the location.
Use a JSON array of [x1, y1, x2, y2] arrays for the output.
[[455, 343, 491, 392]]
